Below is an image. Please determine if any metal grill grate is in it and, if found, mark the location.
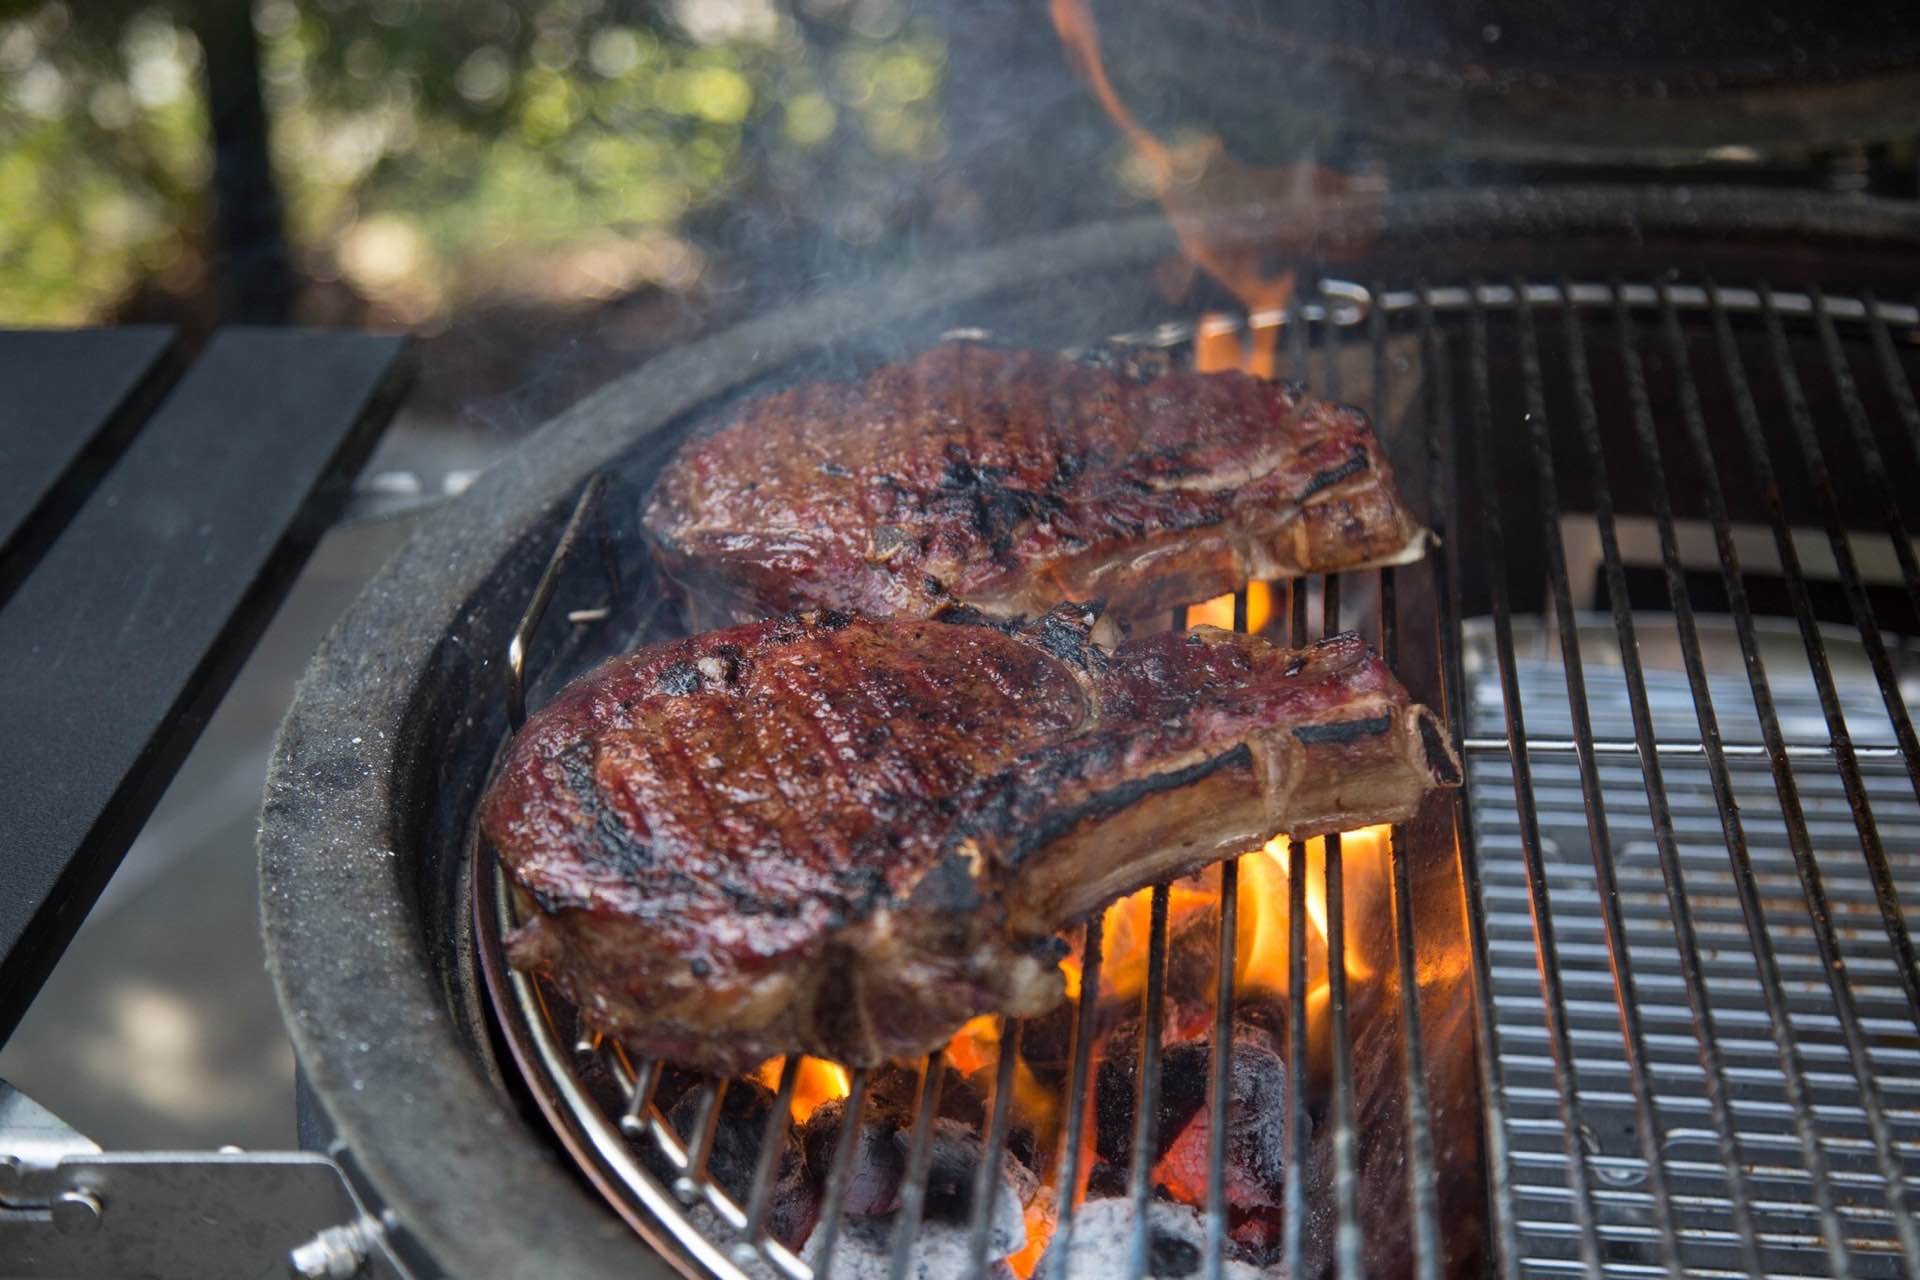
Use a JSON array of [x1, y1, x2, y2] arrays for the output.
[[473, 280, 1920, 1280]]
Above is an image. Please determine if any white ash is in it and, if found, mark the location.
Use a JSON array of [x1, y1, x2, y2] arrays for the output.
[[1037, 1197, 1264, 1280], [804, 1215, 1018, 1280], [799, 1137, 1031, 1280]]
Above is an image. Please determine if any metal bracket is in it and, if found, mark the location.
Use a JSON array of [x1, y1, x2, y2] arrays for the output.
[[506, 471, 620, 731], [2, 1081, 410, 1280]]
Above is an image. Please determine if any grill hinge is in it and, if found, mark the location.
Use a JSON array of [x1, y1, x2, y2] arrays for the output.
[[1, 1079, 412, 1280]]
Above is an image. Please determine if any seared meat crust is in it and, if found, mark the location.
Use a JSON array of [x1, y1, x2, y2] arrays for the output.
[[481, 604, 1459, 1074], [643, 342, 1427, 628]]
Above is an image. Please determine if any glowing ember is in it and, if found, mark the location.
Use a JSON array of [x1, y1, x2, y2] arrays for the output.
[[1194, 309, 1281, 380], [945, 1014, 1002, 1077], [753, 1056, 851, 1124], [1185, 580, 1274, 634], [1006, 1190, 1055, 1278]]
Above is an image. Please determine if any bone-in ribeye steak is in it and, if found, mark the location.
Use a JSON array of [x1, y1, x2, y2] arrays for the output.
[[643, 342, 1428, 629], [482, 604, 1459, 1074]]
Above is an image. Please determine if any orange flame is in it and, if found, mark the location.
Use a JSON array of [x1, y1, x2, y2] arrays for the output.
[[944, 1016, 1062, 1172], [1184, 580, 1274, 633], [1259, 827, 1386, 984], [753, 1056, 851, 1124], [938, 825, 1393, 1274], [1049, 0, 1302, 320], [1006, 1189, 1056, 1278]]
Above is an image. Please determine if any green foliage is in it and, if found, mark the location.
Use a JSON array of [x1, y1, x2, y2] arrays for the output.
[[0, 0, 949, 325], [0, 4, 211, 323]]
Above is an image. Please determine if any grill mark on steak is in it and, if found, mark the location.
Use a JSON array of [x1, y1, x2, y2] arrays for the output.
[[482, 604, 1459, 1072], [1299, 445, 1371, 500], [643, 342, 1429, 629], [1290, 714, 1393, 745], [984, 745, 1256, 872], [562, 742, 657, 879]]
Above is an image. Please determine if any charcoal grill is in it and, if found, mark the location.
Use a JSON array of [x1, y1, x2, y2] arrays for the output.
[[257, 186, 1920, 1280]]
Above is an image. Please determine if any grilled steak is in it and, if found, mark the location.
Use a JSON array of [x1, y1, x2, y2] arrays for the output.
[[482, 603, 1458, 1074], [643, 341, 1428, 629]]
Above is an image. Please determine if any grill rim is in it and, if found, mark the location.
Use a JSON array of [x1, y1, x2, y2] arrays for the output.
[[257, 184, 1920, 1280]]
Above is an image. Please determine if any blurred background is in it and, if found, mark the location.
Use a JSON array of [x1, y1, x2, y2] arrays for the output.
[[0, 0, 1150, 1153], [0, 0, 1162, 416]]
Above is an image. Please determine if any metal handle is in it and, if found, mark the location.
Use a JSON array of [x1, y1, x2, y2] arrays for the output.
[[506, 472, 619, 731]]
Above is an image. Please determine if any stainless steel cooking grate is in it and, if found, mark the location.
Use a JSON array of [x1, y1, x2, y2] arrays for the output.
[[472, 279, 1920, 1280]]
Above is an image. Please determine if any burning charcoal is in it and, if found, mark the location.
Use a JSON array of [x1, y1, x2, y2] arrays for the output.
[[1036, 1197, 1263, 1280], [1014, 996, 1076, 1079], [1161, 919, 1230, 1043], [648, 1061, 709, 1116], [1023, 898, 1225, 1077], [1151, 1033, 1293, 1211], [1086, 1158, 1128, 1200], [922, 1119, 1039, 1226], [799, 1106, 1035, 1232], [802, 1098, 905, 1218], [865, 1060, 989, 1131], [1092, 1028, 1212, 1172], [768, 1161, 820, 1253], [796, 1118, 1034, 1277], [656, 1080, 817, 1248], [803, 1216, 1018, 1280]]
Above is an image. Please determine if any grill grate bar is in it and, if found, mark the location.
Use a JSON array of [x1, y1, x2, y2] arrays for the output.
[[1863, 289, 1920, 482], [674, 1082, 728, 1204], [1462, 737, 1914, 761], [1802, 290, 1920, 1024], [1204, 852, 1239, 1280], [1321, 572, 1365, 1280], [1126, 884, 1174, 1280], [1382, 569, 1445, 1280], [1044, 913, 1106, 1280], [1616, 285, 1795, 1270], [621, 1059, 662, 1137], [1374, 291, 1444, 1280], [1387, 818, 1443, 1280], [1809, 286, 1920, 614], [807, 1066, 872, 1277], [885, 1052, 947, 1280], [1705, 285, 1920, 1272], [1756, 290, 1920, 1035], [1288, 290, 1311, 381], [1320, 282, 1343, 402], [966, 1019, 1024, 1276], [1468, 289, 1608, 1273], [1326, 830, 1362, 1279], [739, 1056, 802, 1258], [1513, 282, 1687, 1277], [1281, 582, 1316, 1280], [1592, 282, 1774, 1270], [1424, 285, 1524, 1280], [1282, 817, 1313, 1280]]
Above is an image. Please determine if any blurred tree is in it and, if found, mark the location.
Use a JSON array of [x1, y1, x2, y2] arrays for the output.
[[0, 1, 213, 323], [0, 0, 954, 328]]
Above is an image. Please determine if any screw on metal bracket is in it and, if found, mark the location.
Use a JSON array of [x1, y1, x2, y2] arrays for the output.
[[288, 1214, 385, 1279], [51, 1188, 103, 1235]]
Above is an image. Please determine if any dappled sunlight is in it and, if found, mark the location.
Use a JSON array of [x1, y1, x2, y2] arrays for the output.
[[0, 0, 951, 325]]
